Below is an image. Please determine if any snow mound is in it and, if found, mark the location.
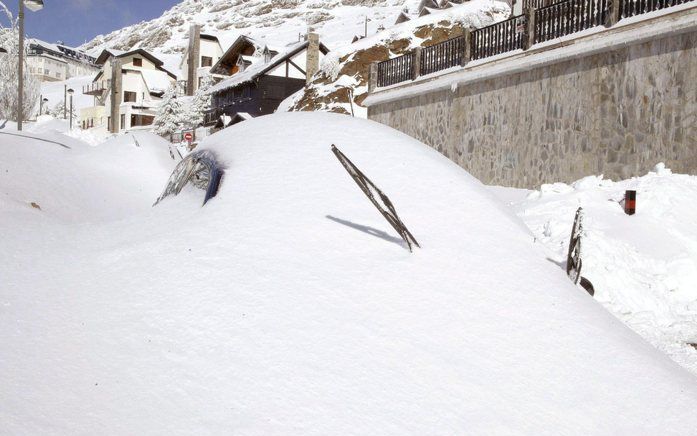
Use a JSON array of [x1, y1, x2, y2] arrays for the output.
[[502, 166, 697, 375], [0, 129, 174, 222], [2, 113, 697, 434]]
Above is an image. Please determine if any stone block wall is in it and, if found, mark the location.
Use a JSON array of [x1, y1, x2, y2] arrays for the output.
[[368, 29, 697, 188]]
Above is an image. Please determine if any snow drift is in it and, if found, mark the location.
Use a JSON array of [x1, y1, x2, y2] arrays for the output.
[[2, 112, 697, 434], [495, 165, 697, 375]]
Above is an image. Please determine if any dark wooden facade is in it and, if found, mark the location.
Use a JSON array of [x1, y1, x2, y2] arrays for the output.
[[206, 75, 306, 126]]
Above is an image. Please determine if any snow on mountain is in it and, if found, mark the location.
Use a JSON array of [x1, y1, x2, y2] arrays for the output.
[[491, 165, 697, 375], [284, 0, 510, 116], [80, 0, 423, 55], [2, 112, 697, 433]]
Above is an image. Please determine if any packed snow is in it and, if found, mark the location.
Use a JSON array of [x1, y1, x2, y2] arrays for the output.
[[2, 112, 697, 434], [491, 165, 697, 376]]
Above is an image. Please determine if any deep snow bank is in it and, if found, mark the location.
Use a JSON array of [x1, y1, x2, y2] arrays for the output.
[[495, 164, 697, 375], [2, 113, 697, 434], [0, 128, 174, 222]]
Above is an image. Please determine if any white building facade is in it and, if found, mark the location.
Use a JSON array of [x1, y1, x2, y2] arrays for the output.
[[180, 26, 226, 95], [81, 49, 177, 134], [26, 39, 99, 82]]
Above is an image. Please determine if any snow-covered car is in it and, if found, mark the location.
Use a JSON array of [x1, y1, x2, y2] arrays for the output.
[[156, 149, 224, 206], [2, 113, 697, 434]]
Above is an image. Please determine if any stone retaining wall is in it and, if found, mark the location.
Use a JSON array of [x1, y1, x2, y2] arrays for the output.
[[368, 28, 697, 188]]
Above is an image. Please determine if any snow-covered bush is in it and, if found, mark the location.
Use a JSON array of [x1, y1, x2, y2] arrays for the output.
[[48, 100, 77, 120], [0, 2, 40, 121]]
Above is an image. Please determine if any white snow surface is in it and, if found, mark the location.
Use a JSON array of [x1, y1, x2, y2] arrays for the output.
[[40, 75, 95, 113], [2, 112, 697, 434], [491, 166, 697, 376], [79, 0, 426, 55]]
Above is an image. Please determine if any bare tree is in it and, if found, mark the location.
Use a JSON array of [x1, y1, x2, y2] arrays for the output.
[[0, 1, 40, 122]]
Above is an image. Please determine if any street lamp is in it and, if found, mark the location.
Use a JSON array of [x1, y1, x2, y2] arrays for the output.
[[17, 0, 45, 131], [67, 88, 74, 130]]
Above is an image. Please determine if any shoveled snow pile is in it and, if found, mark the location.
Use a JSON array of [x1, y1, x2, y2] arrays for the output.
[[492, 164, 697, 375], [2, 113, 697, 434]]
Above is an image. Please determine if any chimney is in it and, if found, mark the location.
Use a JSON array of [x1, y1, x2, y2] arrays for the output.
[[186, 24, 201, 96], [110, 58, 122, 134], [306, 32, 320, 84]]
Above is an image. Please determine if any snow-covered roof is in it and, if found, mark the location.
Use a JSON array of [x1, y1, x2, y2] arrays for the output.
[[209, 39, 329, 94], [139, 69, 174, 94], [208, 40, 306, 93], [233, 112, 253, 120], [27, 38, 96, 65]]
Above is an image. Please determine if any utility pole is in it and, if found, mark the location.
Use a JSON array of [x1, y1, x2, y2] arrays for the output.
[[17, 1, 45, 130], [17, 0, 24, 131], [63, 84, 67, 119]]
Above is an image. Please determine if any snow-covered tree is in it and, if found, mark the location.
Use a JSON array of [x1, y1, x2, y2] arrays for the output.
[[186, 76, 213, 128], [0, 1, 40, 121], [152, 85, 185, 136]]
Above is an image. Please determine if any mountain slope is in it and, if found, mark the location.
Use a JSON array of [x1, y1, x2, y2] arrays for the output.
[[80, 0, 421, 54]]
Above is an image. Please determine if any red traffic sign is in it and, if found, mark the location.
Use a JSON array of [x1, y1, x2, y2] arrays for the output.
[[183, 132, 193, 141]]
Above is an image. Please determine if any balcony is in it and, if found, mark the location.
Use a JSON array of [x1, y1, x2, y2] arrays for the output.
[[83, 80, 110, 96]]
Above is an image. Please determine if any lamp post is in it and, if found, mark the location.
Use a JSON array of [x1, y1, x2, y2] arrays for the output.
[[17, 0, 45, 132], [67, 88, 74, 130]]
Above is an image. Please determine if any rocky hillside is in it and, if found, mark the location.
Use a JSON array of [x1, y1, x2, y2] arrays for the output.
[[80, 0, 421, 54], [282, 0, 510, 116]]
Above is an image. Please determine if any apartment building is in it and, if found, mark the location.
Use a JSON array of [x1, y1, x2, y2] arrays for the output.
[[26, 39, 98, 82], [81, 48, 177, 134]]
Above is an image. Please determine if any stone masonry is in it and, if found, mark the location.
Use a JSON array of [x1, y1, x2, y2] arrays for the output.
[[368, 27, 697, 188]]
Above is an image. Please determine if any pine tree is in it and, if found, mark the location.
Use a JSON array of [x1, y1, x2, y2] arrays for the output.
[[186, 76, 212, 128], [153, 85, 185, 136]]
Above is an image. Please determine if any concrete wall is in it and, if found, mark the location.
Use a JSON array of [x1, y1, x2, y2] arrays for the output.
[[368, 25, 697, 188]]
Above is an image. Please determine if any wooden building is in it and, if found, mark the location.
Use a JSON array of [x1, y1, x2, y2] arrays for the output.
[[205, 34, 329, 128]]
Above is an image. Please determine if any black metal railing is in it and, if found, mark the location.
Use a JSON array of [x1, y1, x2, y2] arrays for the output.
[[472, 15, 525, 60], [620, 0, 690, 17], [82, 80, 110, 95], [535, 0, 608, 44], [524, 0, 559, 8], [374, 0, 692, 88], [377, 52, 415, 87], [420, 35, 466, 75]]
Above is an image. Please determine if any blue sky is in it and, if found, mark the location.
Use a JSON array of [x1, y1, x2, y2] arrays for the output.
[[2, 0, 180, 47]]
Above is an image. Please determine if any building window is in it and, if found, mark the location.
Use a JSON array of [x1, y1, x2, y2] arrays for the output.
[[133, 58, 142, 67], [44, 69, 49, 75], [201, 56, 213, 67], [120, 114, 125, 130], [130, 114, 155, 127], [124, 91, 137, 102]]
